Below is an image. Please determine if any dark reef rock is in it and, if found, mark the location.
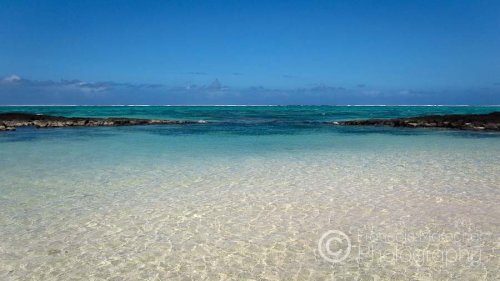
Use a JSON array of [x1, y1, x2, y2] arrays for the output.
[[335, 112, 500, 131], [0, 112, 198, 131]]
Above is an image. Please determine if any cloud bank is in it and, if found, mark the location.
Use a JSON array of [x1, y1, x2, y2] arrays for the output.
[[1, 75, 499, 105]]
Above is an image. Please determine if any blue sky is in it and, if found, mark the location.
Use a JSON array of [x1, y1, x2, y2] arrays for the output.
[[1, 0, 499, 105]]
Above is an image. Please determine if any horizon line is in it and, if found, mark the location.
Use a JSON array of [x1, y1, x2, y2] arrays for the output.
[[1, 104, 500, 107]]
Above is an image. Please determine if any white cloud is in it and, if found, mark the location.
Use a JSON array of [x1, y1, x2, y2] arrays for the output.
[[0, 75, 498, 105], [2, 74, 22, 82]]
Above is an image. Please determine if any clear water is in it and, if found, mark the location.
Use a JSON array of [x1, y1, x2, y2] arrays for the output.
[[0, 106, 499, 280]]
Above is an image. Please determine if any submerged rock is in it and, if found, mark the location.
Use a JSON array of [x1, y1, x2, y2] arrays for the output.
[[0, 112, 198, 131], [335, 112, 500, 131]]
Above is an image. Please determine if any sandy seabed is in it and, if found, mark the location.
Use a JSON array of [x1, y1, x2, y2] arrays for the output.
[[1, 131, 499, 280]]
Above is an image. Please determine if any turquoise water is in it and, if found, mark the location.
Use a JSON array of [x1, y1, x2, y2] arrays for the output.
[[0, 106, 499, 280], [1, 105, 499, 121]]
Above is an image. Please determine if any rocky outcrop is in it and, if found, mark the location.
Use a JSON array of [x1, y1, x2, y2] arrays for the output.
[[0, 112, 198, 131], [335, 112, 500, 131]]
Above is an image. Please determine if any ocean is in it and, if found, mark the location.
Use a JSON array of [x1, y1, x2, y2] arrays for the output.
[[1, 106, 499, 280]]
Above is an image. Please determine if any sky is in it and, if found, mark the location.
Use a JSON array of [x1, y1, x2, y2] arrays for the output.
[[1, 0, 499, 105]]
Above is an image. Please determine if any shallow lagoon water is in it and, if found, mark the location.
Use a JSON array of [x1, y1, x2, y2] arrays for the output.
[[0, 106, 499, 280]]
